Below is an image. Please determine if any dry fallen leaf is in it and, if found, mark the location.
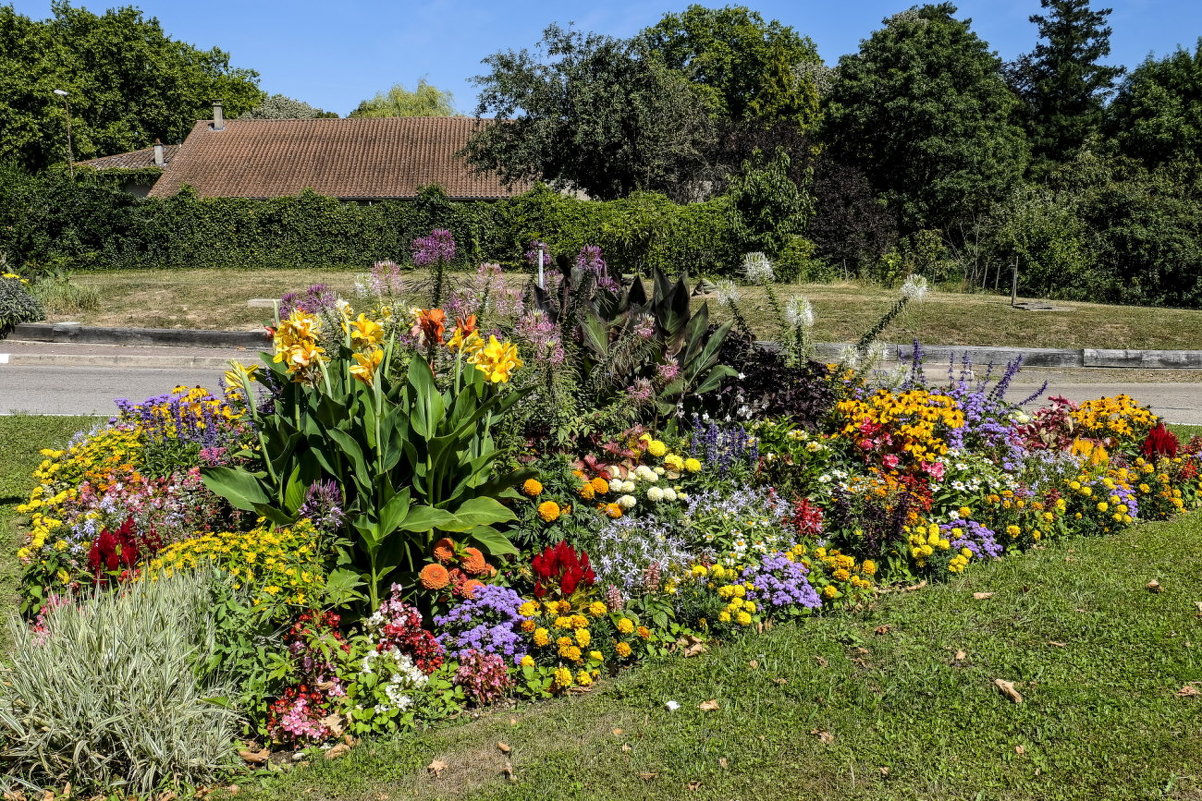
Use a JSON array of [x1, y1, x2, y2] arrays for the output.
[[879, 767, 890, 777], [773, 677, 788, 685], [699, 699, 720, 711], [951, 650, 968, 667], [687, 781, 703, 791], [237, 747, 270, 765], [321, 713, 345, 737], [852, 647, 870, 656], [1194, 601, 1202, 613], [324, 743, 350, 761], [1047, 641, 1066, 647], [427, 759, 449, 777], [718, 757, 729, 769], [621, 744, 633, 753], [874, 625, 891, 635], [501, 763, 517, 783], [1146, 580, 1163, 593], [748, 659, 759, 669], [1175, 684, 1200, 698], [497, 742, 511, 754], [611, 728, 624, 736], [973, 592, 995, 600], [226, 787, 240, 797], [509, 717, 518, 726], [994, 679, 1024, 703], [638, 773, 659, 781], [1015, 745, 1026, 756], [810, 729, 835, 744], [815, 656, 829, 667]]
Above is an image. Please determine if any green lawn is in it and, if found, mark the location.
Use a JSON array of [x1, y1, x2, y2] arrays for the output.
[[51, 268, 1202, 351], [2, 418, 1201, 800]]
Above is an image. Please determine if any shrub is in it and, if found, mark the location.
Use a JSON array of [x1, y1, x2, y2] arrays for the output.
[[0, 571, 239, 795], [0, 274, 45, 336]]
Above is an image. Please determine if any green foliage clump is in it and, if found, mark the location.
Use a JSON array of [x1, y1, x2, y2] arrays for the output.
[[0, 275, 44, 336], [0, 571, 239, 795], [349, 80, 456, 118]]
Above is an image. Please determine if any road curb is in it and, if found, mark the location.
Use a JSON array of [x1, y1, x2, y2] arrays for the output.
[[12, 322, 268, 349], [1, 353, 246, 369]]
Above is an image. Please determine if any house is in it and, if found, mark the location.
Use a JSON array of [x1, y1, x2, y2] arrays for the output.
[[77, 102, 528, 201]]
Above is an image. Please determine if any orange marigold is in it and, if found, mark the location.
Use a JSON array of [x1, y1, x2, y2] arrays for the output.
[[432, 537, 456, 563], [636, 626, 651, 639], [419, 563, 450, 590], [537, 500, 561, 522], [591, 477, 610, 495], [578, 483, 596, 500], [522, 478, 544, 496], [462, 546, 489, 575], [604, 503, 623, 519]]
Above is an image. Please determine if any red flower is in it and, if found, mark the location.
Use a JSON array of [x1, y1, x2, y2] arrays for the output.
[[532, 541, 596, 599], [1141, 423, 1179, 459], [87, 518, 153, 582]]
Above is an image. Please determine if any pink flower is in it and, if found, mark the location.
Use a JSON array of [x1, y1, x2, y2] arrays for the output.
[[881, 454, 900, 470], [922, 461, 945, 480]]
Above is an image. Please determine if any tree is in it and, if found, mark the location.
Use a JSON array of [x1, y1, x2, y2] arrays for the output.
[[808, 158, 899, 274], [1106, 41, 1202, 171], [639, 5, 823, 130], [822, 4, 1027, 233], [240, 94, 336, 119], [1006, 0, 1124, 167], [0, 2, 263, 171], [348, 80, 456, 117], [465, 25, 716, 202]]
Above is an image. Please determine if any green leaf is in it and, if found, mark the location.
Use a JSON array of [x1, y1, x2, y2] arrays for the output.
[[200, 467, 271, 511]]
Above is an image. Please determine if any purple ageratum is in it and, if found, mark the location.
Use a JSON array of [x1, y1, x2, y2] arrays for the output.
[[941, 520, 1003, 559], [111, 387, 237, 450], [434, 584, 531, 666], [412, 229, 456, 267], [741, 552, 822, 610]]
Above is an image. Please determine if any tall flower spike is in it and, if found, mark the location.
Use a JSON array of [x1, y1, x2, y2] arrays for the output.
[[901, 275, 929, 302], [741, 252, 775, 284]]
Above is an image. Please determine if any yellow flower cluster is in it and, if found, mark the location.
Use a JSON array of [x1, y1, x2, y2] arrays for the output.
[[142, 520, 327, 613], [521, 598, 651, 692], [906, 523, 971, 571], [805, 544, 876, 597], [1069, 395, 1157, 445], [835, 389, 965, 464], [272, 310, 327, 380], [715, 581, 757, 626], [468, 335, 523, 384]]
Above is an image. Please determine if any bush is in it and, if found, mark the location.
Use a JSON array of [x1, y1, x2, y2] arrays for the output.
[[0, 275, 45, 336], [0, 571, 239, 795]]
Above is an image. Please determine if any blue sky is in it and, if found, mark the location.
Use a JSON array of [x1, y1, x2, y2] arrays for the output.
[[13, 0, 1202, 116]]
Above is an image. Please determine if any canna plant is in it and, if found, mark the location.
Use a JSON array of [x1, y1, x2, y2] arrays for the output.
[[206, 309, 529, 608]]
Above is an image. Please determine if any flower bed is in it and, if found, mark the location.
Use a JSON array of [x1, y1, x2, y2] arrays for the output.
[[4, 243, 1202, 795]]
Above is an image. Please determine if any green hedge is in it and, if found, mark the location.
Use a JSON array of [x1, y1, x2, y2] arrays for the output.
[[0, 168, 745, 276]]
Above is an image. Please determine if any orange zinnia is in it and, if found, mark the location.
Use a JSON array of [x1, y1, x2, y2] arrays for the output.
[[432, 537, 456, 563], [418, 562, 450, 590], [461, 579, 484, 598], [462, 546, 488, 575]]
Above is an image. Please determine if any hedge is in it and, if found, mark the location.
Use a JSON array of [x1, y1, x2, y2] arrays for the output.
[[0, 168, 746, 276]]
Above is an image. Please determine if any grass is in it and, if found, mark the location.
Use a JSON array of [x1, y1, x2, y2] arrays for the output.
[[50, 269, 1202, 351], [1, 419, 1200, 799]]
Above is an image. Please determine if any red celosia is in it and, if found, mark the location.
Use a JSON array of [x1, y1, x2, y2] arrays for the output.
[[786, 497, 824, 540], [87, 518, 154, 582], [1141, 423, 1179, 459], [531, 541, 596, 599]]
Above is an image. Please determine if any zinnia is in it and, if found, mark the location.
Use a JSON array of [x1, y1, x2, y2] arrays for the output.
[[432, 537, 456, 563], [419, 562, 450, 590], [462, 546, 489, 575]]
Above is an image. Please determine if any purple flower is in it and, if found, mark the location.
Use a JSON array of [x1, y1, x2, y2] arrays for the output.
[[741, 552, 821, 610], [941, 520, 1003, 559], [434, 584, 531, 666], [298, 480, 345, 531], [412, 229, 456, 267], [280, 284, 339, 317], [575, 245, 618, 293]]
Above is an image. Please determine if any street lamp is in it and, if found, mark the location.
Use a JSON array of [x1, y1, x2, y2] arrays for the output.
[[53, 89, 74, 178]]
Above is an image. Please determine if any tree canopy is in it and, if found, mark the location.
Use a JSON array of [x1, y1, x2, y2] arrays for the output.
[[639, 4, 823, 131], [1007, 0, 1124, 167], [466, 25, 716, 201], [823, 4, 1028, 232], [0, 1, 263, 171], [1106, 41, 1202, 171], [240, 94, 336, 119], [348, 80, 456, 118]]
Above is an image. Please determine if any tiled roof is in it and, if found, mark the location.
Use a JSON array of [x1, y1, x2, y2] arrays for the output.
[[145, 117, 527, 200], [77, 145, 178, 170]]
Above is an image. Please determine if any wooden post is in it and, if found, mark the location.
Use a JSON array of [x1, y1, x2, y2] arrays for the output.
[[537, 246, 545, 290], [1010, 256, 1018, 307]]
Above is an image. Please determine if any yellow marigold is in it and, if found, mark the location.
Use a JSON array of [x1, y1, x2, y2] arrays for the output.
[[564, 645, 583, 662], [518, 600, 539, 617], [553, 666, 573, 688], [736, 611, 753, 626], [663, 454, 685, 472], [615, 641, 633, 658], [522, 478, 544, 497], [520, 655, 535, 668], [468, 335, 523, 383], [616, 618, 634, 634], [588, 601, 607, 616], [646, 440, 668, 458], [575, 628, 591, 647], [684, 457, 702, 473], [533, 628, 551, 647], [578, 483, 595, 500], [520, 619, 536, 633], [589, 650, 603, 662], [861, 560, 877, 576], [537, 500, 561, 522], [576, 670, 593, 686], [822, 584, 838, 599], [604, 502, 623, 519], [636, 625, 651, 639]]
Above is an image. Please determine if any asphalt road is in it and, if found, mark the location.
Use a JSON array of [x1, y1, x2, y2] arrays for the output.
[[1, 363, 1201, 425]]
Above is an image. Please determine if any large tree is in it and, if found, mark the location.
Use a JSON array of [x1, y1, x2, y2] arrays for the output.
[[465, 24, 716, 201], [1106, 41, 1202, 171], [348, 80, 456, 118], [639, 4, 823, 131], [822, 4, 1027, 233], [1006, 0, 1123, 167], [240, 94, 336, 119], [0, 2, 263, 171]]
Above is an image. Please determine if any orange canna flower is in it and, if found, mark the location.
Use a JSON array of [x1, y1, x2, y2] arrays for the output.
[[419, 562, 450, 590], [413, 308, 447, 345]]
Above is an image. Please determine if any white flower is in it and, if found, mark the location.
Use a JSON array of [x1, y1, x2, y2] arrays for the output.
[[647, 487, 665, 503], [741, 252, 775, 283], [653, 466, 665, 476], [901, 274, 929, 302], [618, 494, 637, 510], [662, 488, 678, 501], [715, 279, 742, 305], [635, 465, 655, 481], [784, 296, 815, 328], [1013, 411, 1031, 424]]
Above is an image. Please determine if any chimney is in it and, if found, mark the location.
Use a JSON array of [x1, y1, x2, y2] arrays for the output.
[[153, 138, 165, 167], [212, 100, 224, 131]]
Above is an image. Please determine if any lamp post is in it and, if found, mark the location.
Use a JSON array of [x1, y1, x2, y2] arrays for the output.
[[53, 89, 74, 178]]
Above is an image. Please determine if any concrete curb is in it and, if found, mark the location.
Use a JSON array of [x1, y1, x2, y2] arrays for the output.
[[12, 322, 268, 349], [1, 353, 241, 369], [6, 323, 1202, 370]]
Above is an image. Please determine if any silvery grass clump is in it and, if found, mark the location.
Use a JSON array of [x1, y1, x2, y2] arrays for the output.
[[0, 571, 239, 795]]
